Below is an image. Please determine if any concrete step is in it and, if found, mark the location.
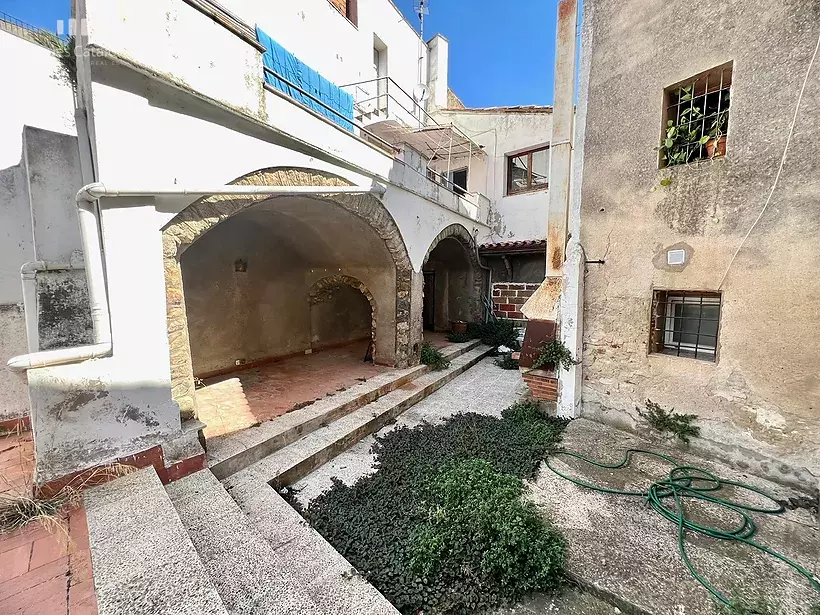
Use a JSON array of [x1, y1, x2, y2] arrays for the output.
[[225, 345, 491, 490], [530, 418, 820, 615], [208, 340, 482, 480], [166, 469, 396, 614], [84, 468, 229, 615]]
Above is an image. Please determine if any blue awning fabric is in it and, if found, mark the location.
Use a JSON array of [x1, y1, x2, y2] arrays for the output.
[[256, 27, 354, 132]]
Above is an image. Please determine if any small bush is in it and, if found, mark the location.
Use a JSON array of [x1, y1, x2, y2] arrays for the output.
[[637, 399, 700, 443], [410, 459, 565, 612], [495, 355, 519, 370], [475, 319, 521, 350], [532, 339, 578, 371], [420, 342, 451, 371], [446, 331, 472, 343]]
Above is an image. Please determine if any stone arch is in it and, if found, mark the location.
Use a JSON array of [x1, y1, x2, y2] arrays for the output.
[[307, 275, 377, 358], [162, 167, 414, 419], [422, 223, 487, 324]]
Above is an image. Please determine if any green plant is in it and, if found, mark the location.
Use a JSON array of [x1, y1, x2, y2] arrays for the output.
[[32, 32, 77, 90], [420, 342, 450, 371], [446, 331, 472, 343], [532, 339, 579, 371], [409, 459, 565, 610], [495, 355, 519, 370], [302, 406, 568, 614], [475, 319, 521, 350], [713, 594, 780, 615], [637, 399, 700, 443]]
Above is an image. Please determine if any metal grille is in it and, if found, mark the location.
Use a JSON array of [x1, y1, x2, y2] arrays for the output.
[[660, 63, 732, 167], [650, 290, 722, 361]]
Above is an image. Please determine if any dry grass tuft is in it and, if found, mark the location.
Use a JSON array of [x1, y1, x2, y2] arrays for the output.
[[0, 424, 135, 540]]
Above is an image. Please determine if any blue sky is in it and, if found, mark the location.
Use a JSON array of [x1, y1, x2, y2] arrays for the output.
[[1, 0, 560, 107]]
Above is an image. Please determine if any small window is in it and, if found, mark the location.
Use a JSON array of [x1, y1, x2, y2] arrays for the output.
[[329, 0, 358, 26], [650, 290, 722, 361], [506, 146, 549, 195], [659, 63, 732, 167]]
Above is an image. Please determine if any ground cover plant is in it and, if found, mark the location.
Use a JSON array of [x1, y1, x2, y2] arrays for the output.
[[637, 399, 700, 443], [420, 342, 451, 371], [297, 402, 567, 614]]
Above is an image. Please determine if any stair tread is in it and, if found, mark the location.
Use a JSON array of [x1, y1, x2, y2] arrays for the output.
[[207, 341, 481, 475], [84, 468, 229, 615], [225, 345, 490, 488], [167, 469, 398, 615], [226, 479, 400, 615]]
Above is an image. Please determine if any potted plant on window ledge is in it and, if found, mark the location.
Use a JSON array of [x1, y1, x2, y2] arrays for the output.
[[705, 108, 728, 159]]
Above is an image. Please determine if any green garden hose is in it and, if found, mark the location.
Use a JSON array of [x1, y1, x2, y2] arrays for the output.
[[544, 448, 820, 613]]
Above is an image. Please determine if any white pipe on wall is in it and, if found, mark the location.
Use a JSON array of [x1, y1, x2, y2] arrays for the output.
[[7, 182, 385, 372]]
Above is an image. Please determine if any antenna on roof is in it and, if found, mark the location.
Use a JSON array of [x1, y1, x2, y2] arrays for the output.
[[414, 0, 429, 40]]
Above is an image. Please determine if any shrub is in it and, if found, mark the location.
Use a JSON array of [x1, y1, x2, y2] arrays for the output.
[[495, 355, 519, 370], [637, 399, 700, 443], [420, 342, 450, 371], [532, 340, 579, 371], [303, 406, 569, 614], [446, 331, 472, 343], [475, 319, 521, 350], [410, 459, 565, 612]]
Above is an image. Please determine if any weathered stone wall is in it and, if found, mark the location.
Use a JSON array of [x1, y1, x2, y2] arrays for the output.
[[308, 276, 373, 351], [36, 270, 93, 351], [578, 0, 820, 488]]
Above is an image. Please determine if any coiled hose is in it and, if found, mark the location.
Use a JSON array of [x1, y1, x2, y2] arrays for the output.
[[544, 448, 820, 613]]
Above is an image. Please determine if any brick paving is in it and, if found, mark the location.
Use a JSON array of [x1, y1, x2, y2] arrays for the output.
[[196, 341, 392, 438], [0, 430, 97, 615]]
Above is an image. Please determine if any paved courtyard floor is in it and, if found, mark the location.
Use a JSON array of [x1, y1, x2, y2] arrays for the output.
[[0, 430, 97, 615]]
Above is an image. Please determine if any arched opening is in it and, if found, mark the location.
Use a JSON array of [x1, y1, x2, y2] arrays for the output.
[[161, 167, 414, 432], [421, 225, 486, 344], [308, 275, 376, 357]]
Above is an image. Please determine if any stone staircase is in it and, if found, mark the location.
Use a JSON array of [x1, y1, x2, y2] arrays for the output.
[[84, 341, 492, 615]]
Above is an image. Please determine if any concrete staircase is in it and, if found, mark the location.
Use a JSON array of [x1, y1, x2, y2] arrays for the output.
[[84, 341, 492, 615]]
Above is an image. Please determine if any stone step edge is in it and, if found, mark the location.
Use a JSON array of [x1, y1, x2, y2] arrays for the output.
[[565, 571, 655, 615], [209, 340, 481, 480], [266, 345, 492, 489]]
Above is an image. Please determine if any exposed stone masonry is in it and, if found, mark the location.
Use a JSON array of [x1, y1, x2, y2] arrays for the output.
[[162, 167, 415, 420]]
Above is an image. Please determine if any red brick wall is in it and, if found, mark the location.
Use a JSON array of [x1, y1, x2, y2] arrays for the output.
[[522, 369, 559, 402], [491, 283, 540, 322]]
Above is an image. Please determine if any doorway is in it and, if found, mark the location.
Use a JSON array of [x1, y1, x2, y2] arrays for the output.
[[423, 271, 436, 331]]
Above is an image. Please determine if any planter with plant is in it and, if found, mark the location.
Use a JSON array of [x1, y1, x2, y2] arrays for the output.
[[658, 86, 729, 166], [531, 339, 579, 372]]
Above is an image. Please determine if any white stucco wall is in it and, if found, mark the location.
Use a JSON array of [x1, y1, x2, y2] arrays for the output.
[[27, 53, 488, 477], [0, 30, 77, 421], [435, 109, 554, 242]]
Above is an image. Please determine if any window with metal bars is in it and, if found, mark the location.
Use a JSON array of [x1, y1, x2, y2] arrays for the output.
[[659, 63, 732, 167], [650, 290, 722, 361]]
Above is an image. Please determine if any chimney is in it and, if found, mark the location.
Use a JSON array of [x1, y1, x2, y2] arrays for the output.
[[426, 34, 449, 110]]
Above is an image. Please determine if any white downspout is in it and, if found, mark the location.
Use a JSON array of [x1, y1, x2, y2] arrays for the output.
[[7, 182, 385, 371]]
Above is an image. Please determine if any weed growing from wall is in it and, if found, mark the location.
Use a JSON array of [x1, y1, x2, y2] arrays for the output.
[[300, 402, 567, 614], [637, 399, 700, 443]]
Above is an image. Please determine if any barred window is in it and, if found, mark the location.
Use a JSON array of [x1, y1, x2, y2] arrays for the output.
[[659, 63, 732, 167], [650, 290, 722, 361]]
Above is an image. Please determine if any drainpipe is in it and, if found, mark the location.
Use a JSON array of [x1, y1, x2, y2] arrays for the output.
[[7, 182, 386, 371]]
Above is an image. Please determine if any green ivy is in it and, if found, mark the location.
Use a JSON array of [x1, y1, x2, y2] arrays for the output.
[[420, 342, 451, 371], [301, 403, 568, 614]]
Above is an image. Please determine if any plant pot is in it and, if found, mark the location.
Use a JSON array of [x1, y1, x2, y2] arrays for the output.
[[706, 135, 727, 158], [451, 320, 468, 334]]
